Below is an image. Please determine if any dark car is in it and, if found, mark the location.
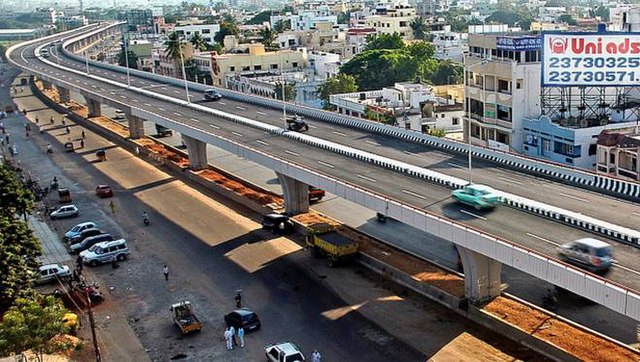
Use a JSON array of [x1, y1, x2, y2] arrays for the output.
[[261, 214, 295, 234], [68, 228, 104, 245], [95, 184, 114, 198], [68, 233, 113, 254], [224, 308, 261, 332]]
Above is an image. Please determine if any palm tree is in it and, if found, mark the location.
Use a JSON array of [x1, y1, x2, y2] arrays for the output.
[[189, 32, 207, 52], [164, 32, 184, 61], [410, 17, 427, 40], [260, 27, 277, 49]]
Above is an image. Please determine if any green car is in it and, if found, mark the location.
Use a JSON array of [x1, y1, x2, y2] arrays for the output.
[[451, 184, 503, 210]]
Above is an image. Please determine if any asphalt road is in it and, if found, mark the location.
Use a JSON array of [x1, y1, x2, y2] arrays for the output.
[[4, 72, 425, 361], [9, 33, 640, 293]]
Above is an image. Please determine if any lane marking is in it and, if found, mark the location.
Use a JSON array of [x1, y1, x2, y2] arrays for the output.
[[559, 192, 589, 203], [284, 150, 299, 156], [448, 162, 466, 169], [318, 160, 335, 168], [366, 140, 380, 146], [231, 131, 243, 137], [357, 174, 377, 183], [144, 103, 151, 107], [174, 90, 180, 94], [332, 131, 348, 137], [158, 107, 165, 111], [109, 91, 115, 95], [236, 106, 246, 110], [308, 125, 317, 129], [256, 140, 269, 146], [256, 111, 267, 116], [218, 102, 227, 105], [190, 118, 200, 123], [210, 124, 220, 129], [161, 87, 167, 90], [460, 210, 487, 220], [499, 176, 525, 186], [612, 262, 640, 277], [633, 212, 640, 217], [402, 189, 427, 200], [120, 95, 127, 99], [173, 112, 181, 116], [132, 99, 139, 103], [527, 233, 560, 247]]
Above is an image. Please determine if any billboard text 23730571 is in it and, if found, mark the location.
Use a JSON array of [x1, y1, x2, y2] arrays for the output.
[[542, 33, 640, 87]]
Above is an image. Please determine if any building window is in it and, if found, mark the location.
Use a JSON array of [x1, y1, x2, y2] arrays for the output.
[[242, 66, 250, 71], [230, 66, 235, 72], [554, 142, 580, 157], [254, 65, 262, 70], [452, 117, 459, 125], [202, 29, 210, 34], [588, 144, 597, 156], [270, 64, 278, 69], [498, 79, 510, 93], [292, 62, 298, 68], [497, 105, 511, 122]]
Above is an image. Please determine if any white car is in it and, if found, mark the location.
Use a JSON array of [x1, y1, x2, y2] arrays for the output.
[[50, 205, 79, 220], [113, 110, 126, 120], [265, 342, 305, 362], [37, 264, 71, 284]]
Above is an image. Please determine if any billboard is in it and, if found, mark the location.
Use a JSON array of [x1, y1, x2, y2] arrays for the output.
[[542, 33, 640, 87], [496, 36, 542, 51]]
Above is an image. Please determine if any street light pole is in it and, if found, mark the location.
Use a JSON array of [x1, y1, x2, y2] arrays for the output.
[[281, 59, 287, 128], [178, 38, 191, 104], [123, 30, 131, 87], [464, 58, 489, 184], [84, 51, 89, 74]]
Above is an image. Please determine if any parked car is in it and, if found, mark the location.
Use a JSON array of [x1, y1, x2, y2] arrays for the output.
[[265, 342, 305, 362], [558, 238, 613, 273], [67, 228, 104, 245], [95, 184, 113, 198], [64, 221, 98, 242], [261, 214, 295, 234], [69, 233, 114, 254], [224, 308, 261, 332], [113, 110, 125, 120], [451, 184, 502, 210], [203, 89, 222, 101], [308, 187, 325, 203], [37, 263, 71, 284], [50, 205, 79, 219], [80, 239, 130, 266]]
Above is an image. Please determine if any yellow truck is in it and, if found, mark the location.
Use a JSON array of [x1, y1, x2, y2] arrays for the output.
[[304, 223, 358, 266], [171, 301, 202, 335]]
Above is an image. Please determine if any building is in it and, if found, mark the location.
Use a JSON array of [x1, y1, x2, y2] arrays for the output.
[[431, 30, 466, 61], [596, 129, 640, 181], [120, 9, 153, 32], [227, 71, 323, 108], [175, 23, 221, 45], [129, 40, 153, 72], [152, 41, 195, 79], [364, 3, 418, 39], [307, 51, 340, 79], [210, 43, 308, 88]]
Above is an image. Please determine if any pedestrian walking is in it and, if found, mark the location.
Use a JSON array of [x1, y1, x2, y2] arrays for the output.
[[35, 116, 39, 124], [134, 146, 140, 156], [61, 117, 66, 126], [235, 291, 242, 308], [109, 200, 115, 215], [80, 139, 84, 148], [110, 255, 118, 269], [237, 327, 245, 348], [163, 265, 169, 281], [25, 130, 29, 139], [312, 349, 321, 362], [229, 325, 237, 347], [76, 255, 83, 272], [5, 134, 9, 144], [81, 130, 86, 139], [224, 328, 232, 350], [50, 116, 54, 125], [65, 126, 70, 134]]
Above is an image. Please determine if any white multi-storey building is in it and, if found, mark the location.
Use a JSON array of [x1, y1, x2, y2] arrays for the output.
[[175, 24, 221, 45], [364, 3, 418, 39]]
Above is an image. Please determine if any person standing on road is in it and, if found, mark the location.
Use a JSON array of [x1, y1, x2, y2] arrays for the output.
[[224, 328, 232, 350], [235, 291, 242, 308], [163, 265, 169, 281], [80, 139, 84, 148], [76, 255, 83, 272], [229, 325, 236, 347], [81, 130, 85, 139], [135, 146, 140, 156], [312, 349, 321, 362], [237, 327, 245, 348], [109, 200, 115, 215]]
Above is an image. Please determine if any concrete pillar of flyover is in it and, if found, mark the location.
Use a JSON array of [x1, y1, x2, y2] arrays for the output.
[[182, 135, 208, 170], [276, 173, 309, 215], [127, 115, 145, 139], [57, 86, 71, 103], [457, 246, 502, 304], [86, 98, 102, 117], [41, 79, 52, 90]]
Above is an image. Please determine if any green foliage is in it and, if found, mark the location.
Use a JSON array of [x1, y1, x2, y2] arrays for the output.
[[0, 165, 33, 219], [341, 49, 418, 90], [189, 33, 207, 51], [337, 12, 351, 25], [260, 27, 277, 48], [274, 82, 296, 101], [428, 128, 447, 137], [246, 10, 272, 25], [273, 19, 291, 33], [214, 20, 240, 44], [364, 33, 404, 51], [410, 17, 428, 40], [317, 74, 358, 110], [0, 296, 68, 358], [407, 41, 435, 59], [364, 106, 397, 124], [485, 8, 534, 30], [417, 59, 462, 85], [211, 43, 224, 55], [117, 47, 138, 69], [558, 14, 577, 26], [593, 6, 610, 21], [164, 32, 184, 61]]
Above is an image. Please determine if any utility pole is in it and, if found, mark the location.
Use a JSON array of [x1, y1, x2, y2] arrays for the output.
[[86, 290, 101, 362]]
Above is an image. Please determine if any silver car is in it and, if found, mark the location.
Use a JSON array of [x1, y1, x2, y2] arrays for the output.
[[37, 264, 71, 284], [50, 205, 79, 220], [558, 238, 613, 273]]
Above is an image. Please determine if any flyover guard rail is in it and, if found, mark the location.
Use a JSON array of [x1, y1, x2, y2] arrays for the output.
[[62, 23, 640, 202], [12, 28, 640, 321], [58, 28, 640, 248]]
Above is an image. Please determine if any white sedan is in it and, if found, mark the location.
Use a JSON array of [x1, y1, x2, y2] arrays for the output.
[[50, 205, 79, 219], [37, 264, 71, 284]]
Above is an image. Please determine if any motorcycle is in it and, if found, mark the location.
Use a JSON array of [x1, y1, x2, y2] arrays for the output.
[[143, 215, 150, 226], [376, 212, 387, 223]]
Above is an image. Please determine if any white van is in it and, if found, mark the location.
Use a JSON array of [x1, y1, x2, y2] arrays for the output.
[[80, 239, 130, 266]]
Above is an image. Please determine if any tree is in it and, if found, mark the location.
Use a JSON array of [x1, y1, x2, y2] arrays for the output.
[[558, 14, 577, 26], [273, 19, 291, 33], [317, 74, 358, 110], [246, 10, 272, 25], [214, 20, 240, 44], [189, 33, 207, 51], [485, 8, 534, 30], [364, 33, 405, 51], [407, 41, 435, 59], [593, 6, 610, 21], [417, 58, 462, 85], [260, 27, 277, 48], [117, 46, 138, 69], [337, 11, 351, 25], [410, 17, 427, 40], [0, 296, 69, 360], [164, 32, 184, 61], [0, 165, 33, 219], [274, 82, 296, 101], [340, 49, 418, 90]]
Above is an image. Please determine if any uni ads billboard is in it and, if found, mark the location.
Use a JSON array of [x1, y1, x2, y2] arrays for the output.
[[542, 33, 640, 87]]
